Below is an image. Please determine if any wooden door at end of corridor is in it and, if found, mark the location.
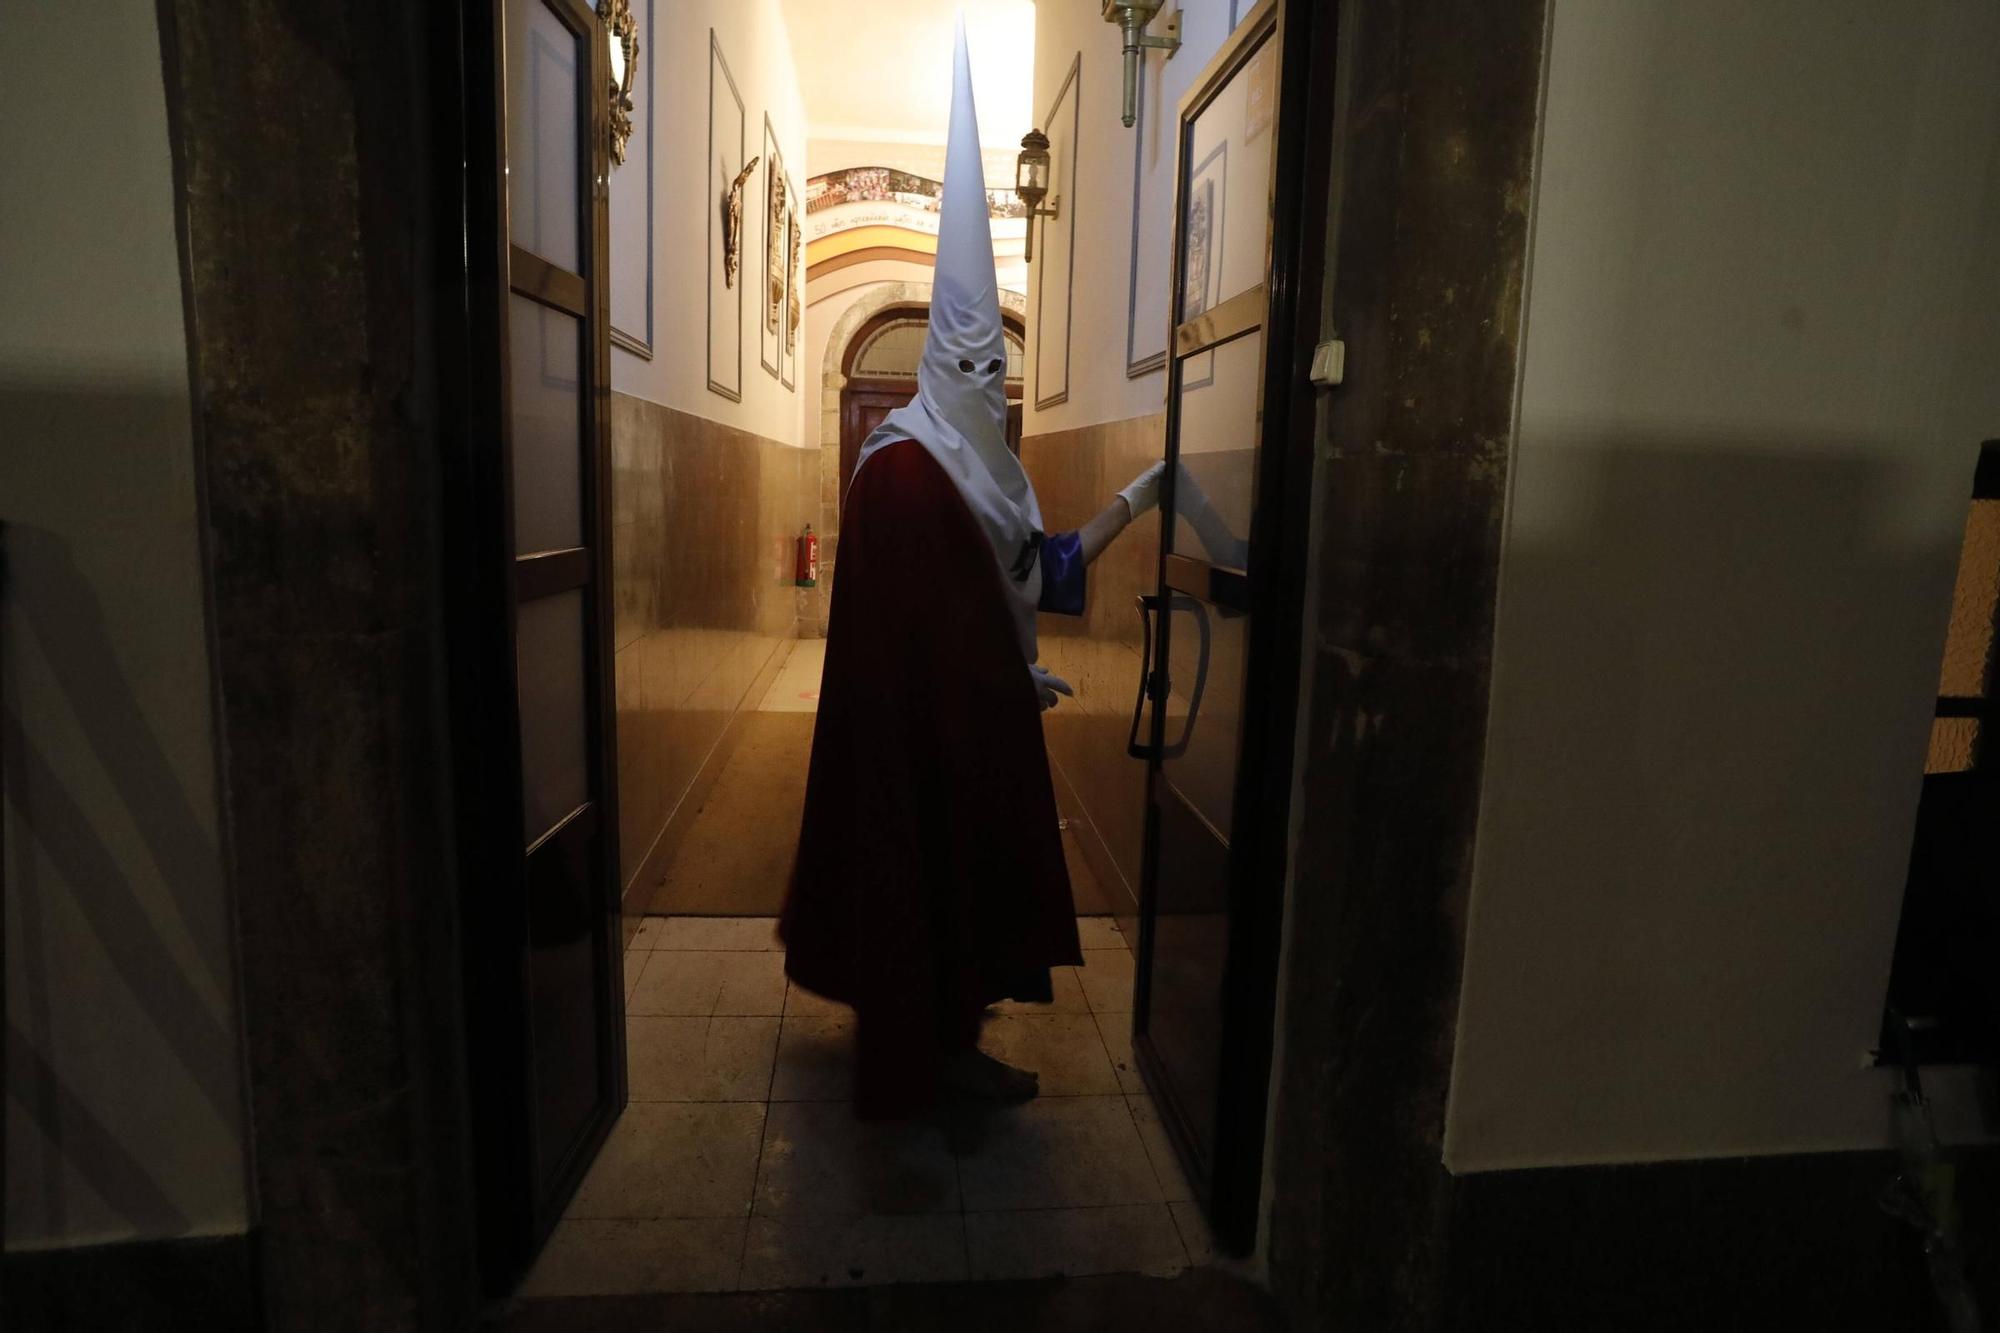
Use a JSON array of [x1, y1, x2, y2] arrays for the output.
[[840, 382, 915, 504], [1126, 0, 1336, 1260], [451, 0, 626, 1296]]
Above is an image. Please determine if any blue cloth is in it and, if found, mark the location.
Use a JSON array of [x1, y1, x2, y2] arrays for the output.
[[1036, 530, 1086, 616]]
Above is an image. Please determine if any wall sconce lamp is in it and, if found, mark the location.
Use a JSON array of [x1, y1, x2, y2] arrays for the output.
[[1015, 129, 1062, 264], [1102, 1, 1182, 128]]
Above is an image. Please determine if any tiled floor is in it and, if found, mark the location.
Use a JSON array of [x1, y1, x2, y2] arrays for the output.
[[531, 914, 1212, 1297]]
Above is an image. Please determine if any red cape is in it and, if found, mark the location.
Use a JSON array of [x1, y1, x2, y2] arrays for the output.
[[780, 439, 1082, 1115]]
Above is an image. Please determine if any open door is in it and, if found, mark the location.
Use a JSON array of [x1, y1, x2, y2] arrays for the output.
[[453, 0, 626, 1293], [1128, 0, 1329, 1257]]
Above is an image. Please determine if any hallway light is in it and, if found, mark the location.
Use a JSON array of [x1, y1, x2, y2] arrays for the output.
[[1015, 129, 1061, 264], [1102, 1, 1182, 128]]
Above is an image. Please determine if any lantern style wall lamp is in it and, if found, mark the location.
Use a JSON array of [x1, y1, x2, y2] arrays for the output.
[[1015, 129, 1062, 264], [1102, 1, 1182, 128]]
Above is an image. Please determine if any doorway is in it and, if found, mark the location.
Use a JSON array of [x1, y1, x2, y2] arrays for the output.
[[456, 0, 1333, 1304]]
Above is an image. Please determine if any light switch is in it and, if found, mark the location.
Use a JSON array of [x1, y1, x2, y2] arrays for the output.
[[1310, 339, 1345, 388]]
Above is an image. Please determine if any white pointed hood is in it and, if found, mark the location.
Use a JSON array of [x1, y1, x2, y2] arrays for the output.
[[852, 14, 1045, 664]]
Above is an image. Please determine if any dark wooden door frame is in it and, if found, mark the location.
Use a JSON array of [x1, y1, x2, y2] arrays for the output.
[[447, 0, 627, 1295], [1130, 0, 1338, 1258]]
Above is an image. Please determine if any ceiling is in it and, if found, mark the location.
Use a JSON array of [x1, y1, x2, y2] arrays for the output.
[[778, 0, 1037, 149]]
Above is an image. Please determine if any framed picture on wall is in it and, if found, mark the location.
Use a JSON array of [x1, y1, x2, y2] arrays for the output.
[[1124, 0, 1246, 379], [1181, 140, 1226, 392], [760, 115, 784, 381], [610, 0, 654, 358], [781, 173, 800, 391], [706, 29, 746, 402], [1032, 53, 1081, 411]]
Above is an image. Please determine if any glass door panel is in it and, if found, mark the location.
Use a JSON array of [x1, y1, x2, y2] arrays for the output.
[[1171, 329, 1262, 570], [508, 293, 586, 555], [1180, 30, 1278, 317], [515, 587, 591, 840], [506, 0, 582, 270]]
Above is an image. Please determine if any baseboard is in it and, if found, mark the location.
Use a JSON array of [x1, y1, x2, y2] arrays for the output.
[[628, 633, 796, 922], [3, 1229, 262, 1332]]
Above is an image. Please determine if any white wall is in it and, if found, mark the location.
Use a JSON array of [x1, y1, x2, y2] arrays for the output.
[[2, 5, 251, 1247], [611, 0, 809, 448], [1446, 0, 2000, 1171], [1024, 0, 1244, 434]]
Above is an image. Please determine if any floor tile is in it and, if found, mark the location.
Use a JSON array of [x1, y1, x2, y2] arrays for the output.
[[567, 1102, 765, 1218], [628, 1016, 779, 1102], [658, 916, 783, 951], [755, 639, 826, 715], [741, 1213, 968, 1290], [630, 917, 671, 950], [1170, 1200, 1216, 1266], [1127, 1094, 1195, 1203], [624, 950, 645, 1004], [783, 980, 848, 1017], [991, 967, 1088, 1015], [977, 1014, 1120, 1096], [1075, 917, 1127, 951], [754, 1100, 960, 1216], [965, 1204, 1187, 1281], [1091, 1011, 1147, 1095], [954, 1095, 1164, 1211], [1078, 948, 1136, 1014], [519, 1218, 744, 1295], [771, 1014, 855, 1101], [630, 950, 788, 1016]]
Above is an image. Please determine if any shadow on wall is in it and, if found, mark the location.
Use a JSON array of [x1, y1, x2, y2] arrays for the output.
[[2, 390, 241, 1243], [1274, 427, 1996, 1329], [1448, 432, 1977, 1167]]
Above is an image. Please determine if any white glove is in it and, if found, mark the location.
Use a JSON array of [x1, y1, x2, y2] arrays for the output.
[[1117, 461, 1167, 518], [1030, 664, 1074, 711]]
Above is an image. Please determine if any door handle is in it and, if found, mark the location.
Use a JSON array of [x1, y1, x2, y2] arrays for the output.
[[1127, 592, 1213, 761], [1127, 594, 1162, 759]]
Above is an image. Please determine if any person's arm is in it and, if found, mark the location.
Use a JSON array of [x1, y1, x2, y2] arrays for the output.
[[1076, 495, 1135, 566], [1075, 458, 1167, 565], [1036, 461, 1168, 617]]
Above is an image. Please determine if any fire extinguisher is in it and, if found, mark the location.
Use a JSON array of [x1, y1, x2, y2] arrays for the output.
[[794, 524, 819, 587]]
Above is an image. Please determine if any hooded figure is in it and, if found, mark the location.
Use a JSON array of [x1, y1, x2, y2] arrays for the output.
[[780, 16, 1164, 1117], [851, 20, 1045, 669]]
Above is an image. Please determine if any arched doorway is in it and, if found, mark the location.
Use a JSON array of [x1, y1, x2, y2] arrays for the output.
[[837, 305, 1026, 510]]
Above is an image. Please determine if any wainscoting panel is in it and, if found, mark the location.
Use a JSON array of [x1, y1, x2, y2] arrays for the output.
[[609, 393, 816, 908], [1023, 412, 1167, 912]]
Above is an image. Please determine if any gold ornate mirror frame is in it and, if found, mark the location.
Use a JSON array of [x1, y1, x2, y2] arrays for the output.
[[601, 0, 639, 166]]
